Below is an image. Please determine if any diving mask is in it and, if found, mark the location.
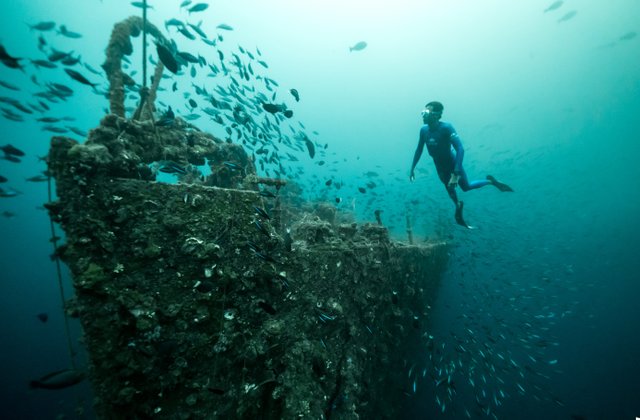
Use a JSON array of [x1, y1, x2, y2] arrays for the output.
[[421, 108, 441, 118]]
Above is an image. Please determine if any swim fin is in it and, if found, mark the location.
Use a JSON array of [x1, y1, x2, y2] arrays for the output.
[[487, 175, 514, 192]]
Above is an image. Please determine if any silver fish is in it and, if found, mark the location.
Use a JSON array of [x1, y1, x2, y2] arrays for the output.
[[349, 41, 367, 52], [558, 10, 577, 23], [543, 1, 563, 13], [29, 369, 85, 389]]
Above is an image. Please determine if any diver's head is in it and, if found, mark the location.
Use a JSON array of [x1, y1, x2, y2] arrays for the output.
[[422, 101, 443, 124], [422, 101, 444, 124]]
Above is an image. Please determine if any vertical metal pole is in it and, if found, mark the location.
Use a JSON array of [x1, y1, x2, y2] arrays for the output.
[[142, 0, 148, 88], [406, 213, 414, 245]]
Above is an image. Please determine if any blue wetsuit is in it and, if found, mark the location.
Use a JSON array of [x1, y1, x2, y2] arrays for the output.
[[411, 121, 489, 203]]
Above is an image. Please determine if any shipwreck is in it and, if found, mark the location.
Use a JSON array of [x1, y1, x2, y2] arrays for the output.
[[45, 15, 448, 419]]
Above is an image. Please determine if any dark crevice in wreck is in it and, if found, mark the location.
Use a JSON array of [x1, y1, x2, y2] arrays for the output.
[[45, 15, 449, 420]]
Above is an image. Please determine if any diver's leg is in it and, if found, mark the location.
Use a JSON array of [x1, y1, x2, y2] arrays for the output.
[[438, 170, 459, 204], [458, 168, 491, 192], [439, 170, 469, 227]]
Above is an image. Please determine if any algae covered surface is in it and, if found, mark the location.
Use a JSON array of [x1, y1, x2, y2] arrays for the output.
[[47, 111, 447, 418]]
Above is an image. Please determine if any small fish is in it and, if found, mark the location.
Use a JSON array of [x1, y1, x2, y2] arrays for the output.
[[0, 175, 7, 183], [26, 175, 49, 182], [619, 31, 637, 41], [0, 44, 22, 70], [1, 210, 15, 218], [158, 160, 186, 174], [358, 187, 366, 193], [217, 23, 234, 31], [1, 144, 25, 157], [165, 18, 185, 30], [57, 25, 82, 39], [156, 42, 180, 74], [289, 88, 300, 102], [374, 209, 382, 225], [47, 49, 72, 62], [222, 161, 240, 170], [36, 117, 62, 123], [349, 41, 367, 52], [41, 125, 68, 133], [408, 364, 415, 378], [0, 187, 21, 197], [131, 1, 153, 9], [178, 26, 196, 40], [29, 369, 85, 390], [28, 21, 56, 31], [10, 101, 32, 114], [156, 106, 175, 126], [258, 252, 279, 264], [1, 155, 21, 163], [247, 241, 261, 254], [304, 137, 315, 159], [48, 82, 74, 96], [258, 189, 276, 198], [318, 312, 335, 322], [177, 51, 199, 63], [543, 1, 563, 13], [183, 113, 201, 121], [189, 3, 209, 13], [188, 98, 197, 108], [557, 10, 577, 23], [64, 69, 98, 88], [188, 22, 207, 38], [254, 220, 271, 237], [254, 206, 270, 220], [66, 126, 87, 137], [37, 313, 48, 323], [0, 80, 20, 91], [30, 59, 57, 69], [262, 102, 285, 114]]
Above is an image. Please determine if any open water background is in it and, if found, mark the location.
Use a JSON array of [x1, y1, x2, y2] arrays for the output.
[[1, 1, 638, 418]]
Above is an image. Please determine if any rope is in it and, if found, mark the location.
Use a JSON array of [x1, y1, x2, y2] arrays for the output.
[[47, 173, 77, 369]]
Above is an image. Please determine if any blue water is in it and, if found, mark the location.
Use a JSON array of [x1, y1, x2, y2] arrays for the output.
[[1, 1, 639, 418]]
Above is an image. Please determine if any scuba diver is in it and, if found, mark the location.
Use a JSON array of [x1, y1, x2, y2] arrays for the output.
[[409, 101, 513, 228]]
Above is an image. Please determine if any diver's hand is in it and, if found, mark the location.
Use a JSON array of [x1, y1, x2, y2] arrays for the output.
[[448, 173, 459, 188], [409, 171, 415, 182]]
